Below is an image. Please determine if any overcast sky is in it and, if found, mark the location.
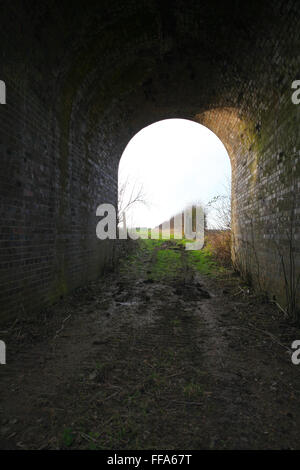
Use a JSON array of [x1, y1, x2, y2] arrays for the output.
[[118, 119, 231, 228]]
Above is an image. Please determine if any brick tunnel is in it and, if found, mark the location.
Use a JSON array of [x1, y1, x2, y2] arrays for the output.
[[1, 0, 300, 322]]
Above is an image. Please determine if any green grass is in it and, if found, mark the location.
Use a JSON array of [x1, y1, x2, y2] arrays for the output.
[[151, 249, 181, 279], [141, 239, 165, 251], [142, 243, 182, 281], [140, 238, 223, 278], [187, 247, 217, 274], [62, 427, 75, 447], [183, 381, 204, 399]]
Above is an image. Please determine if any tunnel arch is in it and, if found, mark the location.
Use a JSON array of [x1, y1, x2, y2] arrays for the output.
[[0, 0, 299, 321], [117, 117, 232, 231]]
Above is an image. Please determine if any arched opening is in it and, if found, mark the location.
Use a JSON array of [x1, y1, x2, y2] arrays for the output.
[[118, 119, 231, 234]]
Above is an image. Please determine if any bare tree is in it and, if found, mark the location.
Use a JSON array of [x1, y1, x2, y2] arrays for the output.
[[206, 178, 231, 230], [118, 176, 148, 228]]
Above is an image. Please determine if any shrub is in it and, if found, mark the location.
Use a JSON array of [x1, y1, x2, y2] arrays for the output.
[[205, 230, 231, 267]]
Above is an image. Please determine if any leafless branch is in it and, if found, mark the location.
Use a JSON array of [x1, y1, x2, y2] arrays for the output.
[[118, 176, 148, 226]]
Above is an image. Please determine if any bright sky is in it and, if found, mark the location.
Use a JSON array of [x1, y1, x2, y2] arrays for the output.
[[118, 119, 231, 228]]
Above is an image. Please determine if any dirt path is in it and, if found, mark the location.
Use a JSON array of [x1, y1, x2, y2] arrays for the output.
[[1, 240, 300, 450]]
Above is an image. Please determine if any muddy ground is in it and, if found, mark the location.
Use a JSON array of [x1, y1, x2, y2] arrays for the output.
[[0, 239, 300, 450]]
